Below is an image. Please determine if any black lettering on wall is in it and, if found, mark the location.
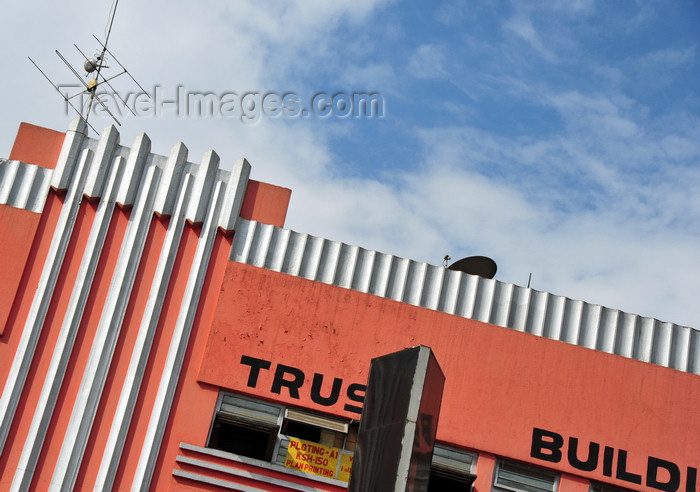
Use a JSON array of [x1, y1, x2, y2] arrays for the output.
[[271, 364, 305, 398], [530, 427, 694, 491], [603, 446, 615, 477], [616, 450, 642, 485], [530, 428, 563, 463], [686, 467, 698, 492], [310, 373, 342, 406], [568, 437, 599, 472], [647, 457, 681, 492], [344, 383, 366, 415], [240, 355, 271, 388], [239, 355, 367, 414]]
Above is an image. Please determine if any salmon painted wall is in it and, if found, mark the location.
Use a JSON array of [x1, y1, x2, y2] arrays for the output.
[[8, 122, 65, 169], [0, 122, 65, 335], [199, 262, 700, 491], [0, 205, 42, 335], [3, 121, 696, 491], [0, 121, 294, 490]]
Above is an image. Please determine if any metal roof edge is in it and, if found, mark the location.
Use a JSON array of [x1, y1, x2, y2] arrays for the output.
[[230, 219, 700, 376], [0, 121, 251, 230]]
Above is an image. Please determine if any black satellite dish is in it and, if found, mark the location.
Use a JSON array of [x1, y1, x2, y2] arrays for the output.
[[448, 256, 497, 279]]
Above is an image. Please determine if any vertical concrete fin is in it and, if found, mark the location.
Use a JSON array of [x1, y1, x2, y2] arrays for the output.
[[0, 147, 93, 454], [186, 150, 219, 223], [153, 142, 188, 216], [84, 125, 120, 197], [50, 161, 162, 491], [131, 179, 226, 492], [218, 157, 251, 231], [11, 154, 126, 492], [116, 133, 152, 205], [94, 171, 195, 491], [51, 117, 88, 190]]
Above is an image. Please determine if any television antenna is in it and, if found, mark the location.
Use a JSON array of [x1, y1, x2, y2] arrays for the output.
[[28, 0, 147, 134]]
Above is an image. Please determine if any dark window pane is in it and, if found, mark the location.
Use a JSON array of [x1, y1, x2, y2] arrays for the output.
[[283, 420, 322, 443], [591, 483, 638, 492], [428, 468, 476, 491], [208, 419, 275, 461]]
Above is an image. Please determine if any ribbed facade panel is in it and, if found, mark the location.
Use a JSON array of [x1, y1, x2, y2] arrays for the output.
[[0, 119, 251, 227], [230, 219, 700, 375], [1, 118, 698, 491], [0, 118, 252, 491]]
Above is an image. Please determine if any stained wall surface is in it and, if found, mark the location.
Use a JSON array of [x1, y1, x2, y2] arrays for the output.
[[0, 120, 697, 492], [200, 262, 700, 491], [0, 120, 291, 491]]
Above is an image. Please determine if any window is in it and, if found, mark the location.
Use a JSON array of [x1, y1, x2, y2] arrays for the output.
[[207, 392, 478, 487], [273, 407, 358, 469], [207, 393, 357, 481], [493, 459, 558, 492], [208, 393, 281, 460], [429, 445, 478, 491], [208, 419, 276, 460], [590, 482, 638, 492]]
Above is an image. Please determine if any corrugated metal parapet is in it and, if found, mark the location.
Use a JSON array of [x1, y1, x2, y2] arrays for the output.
[[0, 159, 53, 212], [230, 219, 700, 376], [0, 118, 251, 229]]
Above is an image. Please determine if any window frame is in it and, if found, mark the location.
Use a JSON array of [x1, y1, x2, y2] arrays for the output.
[[207, 392, 357, 478], [590, 482, 638, 492], [207, 392, 481, 488], [430, 444, 478, 491], [492, 458, 559, 492]]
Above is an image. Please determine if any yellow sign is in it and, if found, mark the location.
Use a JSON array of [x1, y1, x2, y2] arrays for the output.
[[337, 453, 354, 482], [285, 438, 340, 479]]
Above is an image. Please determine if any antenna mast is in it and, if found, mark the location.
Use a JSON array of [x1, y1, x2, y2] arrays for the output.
[[85, 0, 118, 118], [28, 0, 147, 134]]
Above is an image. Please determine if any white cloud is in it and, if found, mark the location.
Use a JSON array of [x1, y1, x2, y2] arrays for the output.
[[547, 91, 640, 138], [503, 14, 558, 62], [407, 44, 448, 79], [661, 135, 700, 161], [401, 108, 700, 327], [642, 47, 696, 67], [0, 0, 698, 333], [335, 63, 397, 96]]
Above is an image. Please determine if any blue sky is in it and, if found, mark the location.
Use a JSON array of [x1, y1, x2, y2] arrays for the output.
[[1, 0, 698, 328]]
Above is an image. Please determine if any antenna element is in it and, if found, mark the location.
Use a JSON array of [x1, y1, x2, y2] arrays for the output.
[[28, 0, 147, 133]]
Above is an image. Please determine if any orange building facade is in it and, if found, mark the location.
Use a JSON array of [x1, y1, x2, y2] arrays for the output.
[[0, 120, 698, 492]]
